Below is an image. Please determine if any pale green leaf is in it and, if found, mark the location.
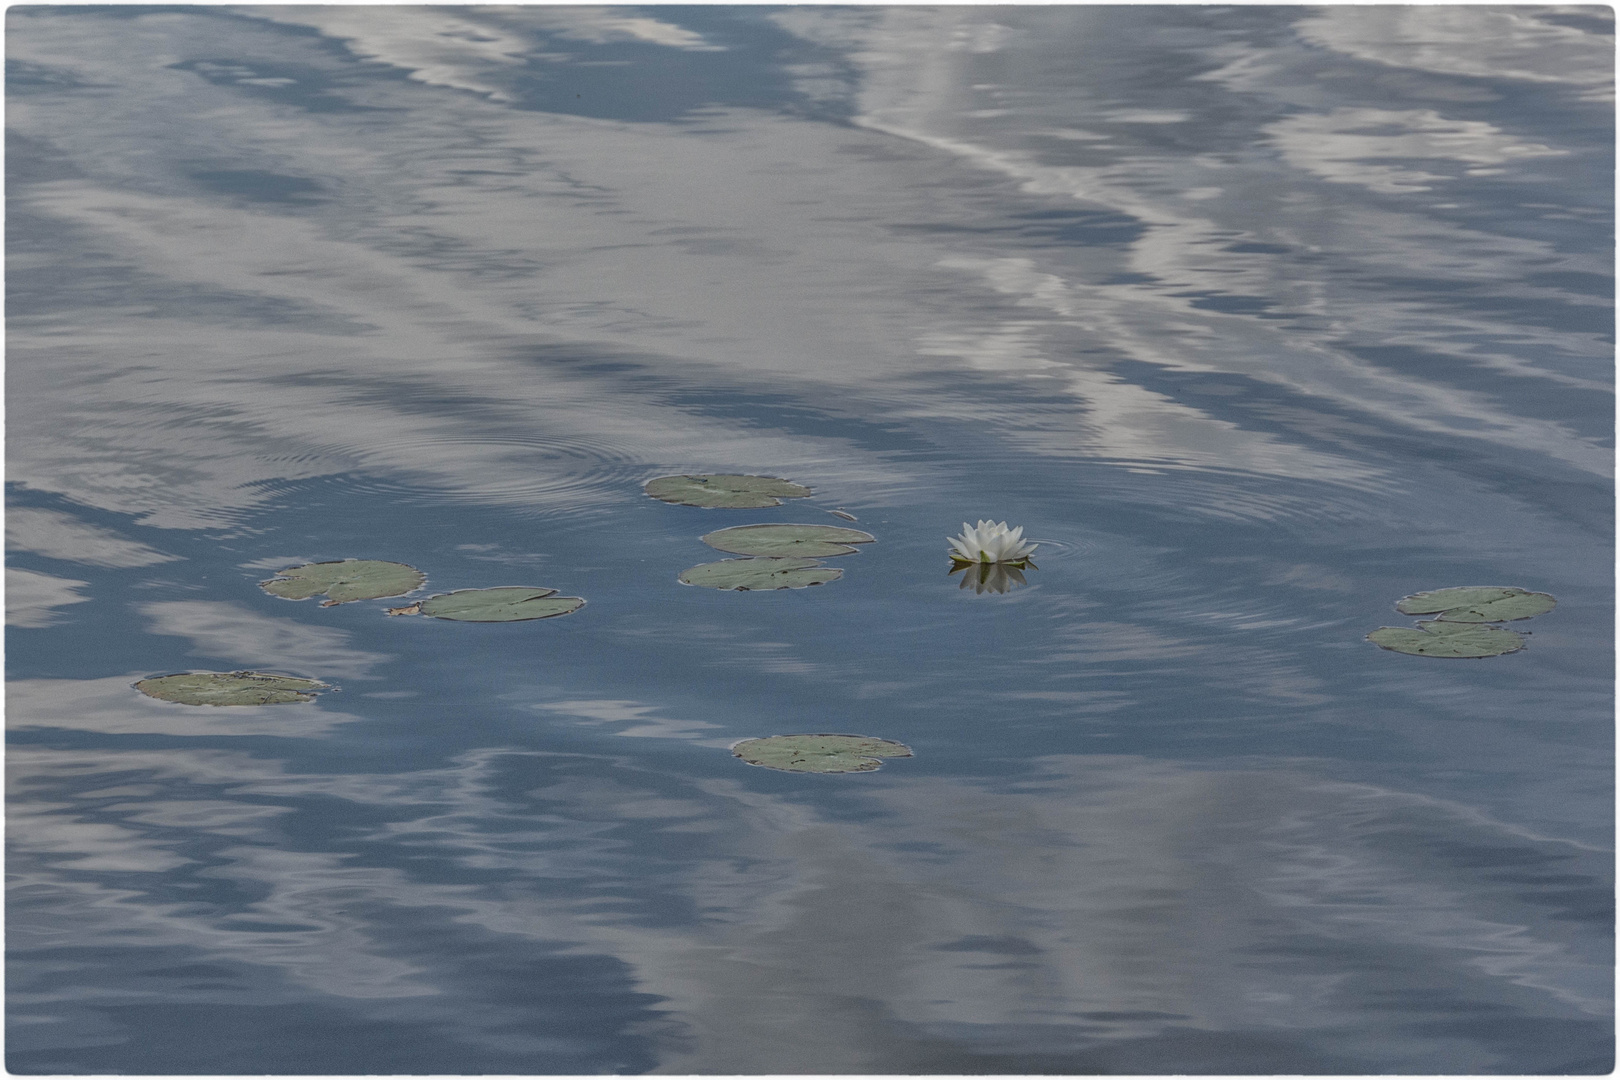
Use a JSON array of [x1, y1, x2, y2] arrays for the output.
[[261, 559, 425, 606], [409, 587, 584, 623], [732, 734, 913, 773], [1367, 621, 1525, 658], [644, 474, 812, 508], [702, 523, 875, 558], [136, 671, 328, 706], [679, 557, 843, 591], [1395, 586, 1556, 623]]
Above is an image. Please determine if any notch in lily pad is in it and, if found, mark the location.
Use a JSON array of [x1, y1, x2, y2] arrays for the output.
[[388, 586, 583, 622], [136, 671, 329, 706], [261, 559, 424, 606], [732, 734, 913, 773], [1394, 586, 1555, 623], [702, 523, 875, 558], [679, 557, 843, 591], [645, 474, 812, 509], [1367, 621, 1525, 658]]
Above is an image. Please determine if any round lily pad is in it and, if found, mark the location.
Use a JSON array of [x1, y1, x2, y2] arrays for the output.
[[732, 734, 913, 774], [261, 559, 425, 606], [1394, 586, 1556, 623], [679, 557, 843, 591], [400, 587, 584, 622], [1367, 621, 1525, 658], [702, 523, 875, 558], [644, 474, 812, 509], [135, 671, 329, 706]]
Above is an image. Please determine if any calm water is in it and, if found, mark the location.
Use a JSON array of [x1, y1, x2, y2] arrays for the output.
[[6, 6, 1614, 1074]]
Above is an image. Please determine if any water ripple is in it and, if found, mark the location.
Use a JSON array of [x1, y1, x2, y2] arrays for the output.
[[340, 429, 649, 518]]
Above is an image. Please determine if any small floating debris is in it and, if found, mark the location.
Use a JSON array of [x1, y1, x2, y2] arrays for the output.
[[1394, 586, 1556, 623], [702, 523, 875, 558], [679, 557, 842, 591], [1367, 621, 1525, 658], [136, 671, 329, 706], [644, 474, 812, 509], [732, 734, 913, 774], [260, 559, 424, 606], [389, 586, 584, 622]]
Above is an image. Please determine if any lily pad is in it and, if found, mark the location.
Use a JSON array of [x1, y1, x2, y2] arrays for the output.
[[395, 587, 584, 622], [732, 734, 913, 774], [135, 671, 328, 706], [679, 557, 843, 591], [644, 474, 812, 509], [702, 523, 875, 558], [1394, 586, 1556, 623], [1367, 621, 1525, 658], [261, 559, 424, 606]]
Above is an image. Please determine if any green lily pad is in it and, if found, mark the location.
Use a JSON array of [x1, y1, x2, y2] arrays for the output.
[[261, 559, 425, 606], [393, 587, 584, 622], [1394, 586, 1556, 623], [135, 671, 329, 706], [1367, 621, 1525, 658], [679, 557, 843, 591], [644, 474, 812, 509], [702, 523, 875, 558], [732, 734, 914, 774]]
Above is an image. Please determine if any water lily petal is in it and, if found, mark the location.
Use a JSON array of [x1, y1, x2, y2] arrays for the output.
[[949, 518, 1037, 565]]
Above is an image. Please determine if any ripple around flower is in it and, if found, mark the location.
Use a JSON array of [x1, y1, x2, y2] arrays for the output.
[[1015, 536, 1093, 561], [335, 430, 649, 520], [1078, 465, 1391, 526]]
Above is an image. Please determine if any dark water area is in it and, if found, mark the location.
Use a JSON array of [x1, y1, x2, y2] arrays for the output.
[[6, 5, 1613, 1074]]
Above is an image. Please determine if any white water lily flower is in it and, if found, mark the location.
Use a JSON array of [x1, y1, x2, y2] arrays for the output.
[[948, 520, 1038, 564]]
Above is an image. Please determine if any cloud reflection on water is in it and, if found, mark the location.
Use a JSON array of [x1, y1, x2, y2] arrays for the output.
[[1294, 6, 1614, 96], [6, 568, 91, 628], [7, 737, 1608, 1072], [140, 600, 390, 680], [5, 5, 1610, 1073], [7, 506, 181, 568], [788, 6, 1611, 478], [20, 3, 1604, 537], [1266, 107, 1567, 194]]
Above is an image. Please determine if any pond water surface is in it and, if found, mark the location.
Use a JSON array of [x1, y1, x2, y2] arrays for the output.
[[6, 5, 1614, 1074]]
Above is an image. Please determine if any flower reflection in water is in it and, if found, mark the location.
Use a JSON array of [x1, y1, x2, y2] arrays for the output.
[[950, 559, 1033, 594]]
